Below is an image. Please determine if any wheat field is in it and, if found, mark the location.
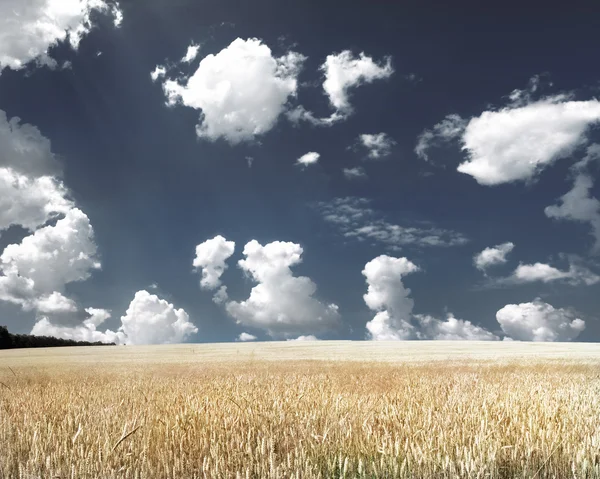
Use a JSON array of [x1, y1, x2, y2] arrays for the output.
[[1, 341, 599, 478]]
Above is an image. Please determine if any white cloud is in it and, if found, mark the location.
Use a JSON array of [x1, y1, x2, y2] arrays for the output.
[[0, 208, 100, 296], [573, 143, 600, 171], [0, 111, 62, 178], [413, 314, 499, 341], [111, 4, 123, 27], [322, 51, 393, 116], [0, 168, 73, 231], [418, 79, 600, 185], [32, 291, 198, 346], [150, 65, 166, 82], [212, 285, 229, 305], [474, 242, 514, 272], [415, 114, 466, 161], [287, 335, 320, 341], [288, 51, 393, 126], [545, 173, 600, 252], [0, 0, 123, 72], [316, 197, 468, 250], [363, 255, 497, 341], [119, 290, 197, 345], [358, 133, 396, 159], [31, 315, 123, 344], [342, 167, 367, 180], [496, 299, 585, 341], [363, 255, 419, 340], [193, 235, 235, 290], [181, 44, 200, 63], [225, 240, 340, 339], [161, 38, 305, 144], [237, 332, 256, 342], [512, 261, 599, 285], [458, 97, 600, 185], [296, 152, 320, 167], [34, 292, 78, 314]]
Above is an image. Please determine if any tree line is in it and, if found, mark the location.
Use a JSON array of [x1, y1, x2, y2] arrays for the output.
[[0, 325, 115, 349]]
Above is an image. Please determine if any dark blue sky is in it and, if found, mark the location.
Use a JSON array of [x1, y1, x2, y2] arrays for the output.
[[1, 0, 599, 343]]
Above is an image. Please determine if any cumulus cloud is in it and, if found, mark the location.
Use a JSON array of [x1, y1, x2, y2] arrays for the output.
[[545, 173, 600, 252], [0, 111, 62, 178], [363, 255, 419, 340], [0, 168, 73, 231], [225, 240, 340, 339], [288, 51, 393, 126], [417, 79, 600, 184], [287, 335, 320, 341], [32, 292, 197, 346], [358, 133, 396, 159], [342, 167, 367, 180], [161, 38, 305, 144], [363, 255, 497, 340], [0, 0, 122, 72], [31, 308, 123, 344], [457, 97, 600, 185], [212, 285, 229, 305], [34, 292, 78, 314], [237, 332, 257, 342], [322, 51, 393, 116], [496, 299, 585, 341], [0, 208, 100, 296], [413, 314, 499, 341], [296, 152, 320, 167], [485, 258, 600, 288], [512, 261, 599, 285], [119, 290, 197, 345], [193, 235, 235, 290], [474, 242, 515, 272], [0, 112, 116, 341], [316, 197, 468, 251]]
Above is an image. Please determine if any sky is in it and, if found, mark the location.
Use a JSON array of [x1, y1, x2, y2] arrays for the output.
[[0, 0, 600, 344]]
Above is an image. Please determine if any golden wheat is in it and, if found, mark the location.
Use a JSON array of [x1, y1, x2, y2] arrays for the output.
[[0, 343, 599, 478]]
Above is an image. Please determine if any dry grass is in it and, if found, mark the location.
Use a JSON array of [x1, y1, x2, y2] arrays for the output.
[[0, 342, 599, 478]]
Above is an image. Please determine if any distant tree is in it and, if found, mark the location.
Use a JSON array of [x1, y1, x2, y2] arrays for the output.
[[0, 325, 115, 349]]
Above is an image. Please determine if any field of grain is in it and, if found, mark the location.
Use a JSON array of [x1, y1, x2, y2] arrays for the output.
[[1, 341, 599, 478]]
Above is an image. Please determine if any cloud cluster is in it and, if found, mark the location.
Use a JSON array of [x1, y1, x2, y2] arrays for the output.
[[363, 255, 498, 341], [0, 111, 104, 329], [32, 290, 197, 345], [358, 133, 396, 159], [316, 197, 468, 251], [160, 38, 305, 144], [418, 82, 600, 185], [496, 299, 585, 342], [413, 314, 499, 341], [222, 240, 340, 339], [473, 242, 515, 272], [0, 0, 122, 72]]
